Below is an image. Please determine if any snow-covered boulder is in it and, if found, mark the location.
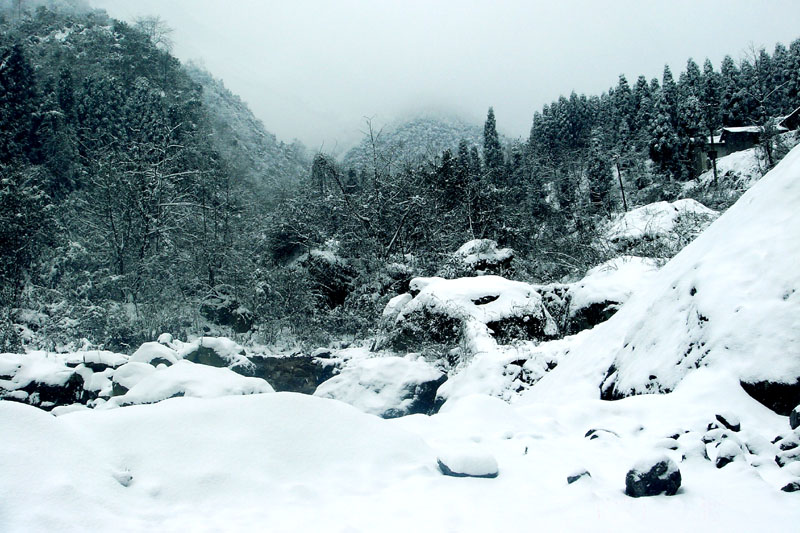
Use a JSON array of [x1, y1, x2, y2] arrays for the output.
[[436, 445, 499, 478], [64, 350, 128, 372], [105, 360, 274, 407], [624, 455, 681, 497], [179, 337, 253, 371], [563, 256, 660, 334], [314, 355, 446, 418], [200, 292, 254, 333], [444, 239, 514, 276], [605, 198, 718, 255], [110, 361, 156, 396], [389, 276, 558, 355], [129, 342, 180, 367], [791, 405, 800, 430], [0, 352, 90, 409]]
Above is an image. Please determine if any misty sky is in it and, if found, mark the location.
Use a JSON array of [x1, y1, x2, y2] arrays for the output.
[[90, 0, 799, 152]]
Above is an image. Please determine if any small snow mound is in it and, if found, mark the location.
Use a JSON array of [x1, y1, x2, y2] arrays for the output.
[[437, 445, 499, 478], [106, 360, 274, 407]]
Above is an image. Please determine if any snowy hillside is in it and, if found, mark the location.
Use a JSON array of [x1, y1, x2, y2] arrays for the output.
[[526, 143, 800, 409]]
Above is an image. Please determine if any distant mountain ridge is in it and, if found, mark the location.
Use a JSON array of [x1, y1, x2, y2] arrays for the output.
[[342, 115, 484, 172]]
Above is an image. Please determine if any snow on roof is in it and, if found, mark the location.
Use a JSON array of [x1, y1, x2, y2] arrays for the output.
[[722, 126, 762, 134]]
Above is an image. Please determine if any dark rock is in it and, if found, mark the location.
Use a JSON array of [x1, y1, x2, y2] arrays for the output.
[[791, 405, 800, 430], [302, 251, 357, 309], [567, 470, 591, 484], [243, 355, 339, 394], [625, 458, 681, 497], [567, 301, 620, 335], [437, 459, 498, 479], [183, 344, 231, 368], [740, 379, 800, 416], [487, 314, 556, 345], [111, 381, 129, 397], [715, 413, 741, 432], [388, 309, 462, 353], [381, 374, 448, 418], [781, 481, 800, 492], [200, 292, 254, 333], [19, 373, 92, 410], [779, 440, 798, 452], [776, 448, 800, 467], [148, 357, 173, 368], [585, 428, 620, 440]]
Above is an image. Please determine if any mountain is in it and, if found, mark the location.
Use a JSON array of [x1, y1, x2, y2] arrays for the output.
[[186, 65, 309, 202], [341, 114, 484, 172]]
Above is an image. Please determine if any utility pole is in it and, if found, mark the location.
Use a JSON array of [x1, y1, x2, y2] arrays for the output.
[[615, 156, 628, 212]]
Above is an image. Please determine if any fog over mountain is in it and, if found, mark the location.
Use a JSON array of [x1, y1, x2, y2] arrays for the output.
[[90, 0, 800, 150]]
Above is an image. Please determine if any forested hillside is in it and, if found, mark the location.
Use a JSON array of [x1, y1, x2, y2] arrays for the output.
[[2, 3, 799, 353], [0, 5, 308, 350]]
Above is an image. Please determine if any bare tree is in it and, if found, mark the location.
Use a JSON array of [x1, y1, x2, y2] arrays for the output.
[[134, 15, 174, 52]]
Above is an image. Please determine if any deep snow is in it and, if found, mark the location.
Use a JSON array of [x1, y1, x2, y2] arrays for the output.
[[2, 146, 800, 532]]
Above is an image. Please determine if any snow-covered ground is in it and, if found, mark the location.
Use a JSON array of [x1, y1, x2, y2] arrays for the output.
[[2, 146, 800, 531]]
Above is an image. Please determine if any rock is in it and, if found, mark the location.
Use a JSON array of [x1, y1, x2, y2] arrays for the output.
[[776, 448, 800, 467], [740, 380, 800, 416], [18, 372, 90, 410], [112, 470, 133, 487], [129, 342, 179, 367], [157, 333, 173, 345], [781, 481, 800, 492], [715, 413, 741, 432], [585, 428, 620, 440], [715, 440, 741, 468], [625, 456, 681, 497], [567, 301, 621, 335], [181, 337, 252, 372], [389, 276, 558, 353], [437, 447, 499, 479], [791, 405, 800, 430], [314, 356, 445, 418], [301, 247, 356, 309], [449, 239, 514, 275], [199, 292, 254, 333], [567, 470, 591, 484], [247, 355, 339, 394]]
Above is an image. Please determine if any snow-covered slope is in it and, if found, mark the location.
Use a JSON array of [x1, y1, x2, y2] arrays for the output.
[[528, 143, 800, 405]]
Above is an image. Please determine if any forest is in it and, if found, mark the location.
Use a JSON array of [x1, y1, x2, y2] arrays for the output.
[[1, 4, 799, 352]]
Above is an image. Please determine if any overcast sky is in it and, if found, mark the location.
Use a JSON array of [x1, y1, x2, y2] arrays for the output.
[[90, 0, 799, 152]]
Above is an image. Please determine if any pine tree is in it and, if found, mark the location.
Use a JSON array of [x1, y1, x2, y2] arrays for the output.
[[0, 44, 38, 164], [483, 107, 504, 177], [586, 133, 612, 214]]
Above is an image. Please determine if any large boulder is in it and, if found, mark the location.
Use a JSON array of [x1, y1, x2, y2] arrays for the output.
[[442, 239, 514, 276], [314, 355, 446, 418], [105, 360, 274, 408], [387, 276, 558, 355], [180, 337, 252, 371], [792, 405, 800, 430], [0, 352, 93, 410], [200, 292, 254, 333], [625, 455, 681, 497], [246, 354, 339, 394]]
